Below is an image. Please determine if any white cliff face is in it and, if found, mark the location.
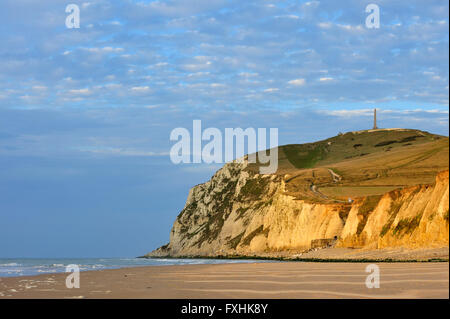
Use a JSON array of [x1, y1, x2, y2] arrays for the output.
[[148, 165, 449, 257]]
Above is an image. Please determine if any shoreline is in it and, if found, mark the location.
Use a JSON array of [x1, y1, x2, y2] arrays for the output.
[[142, 247, 450, 263], [0, 255, 448, 281], [141, 255, 449, 263], [1, 262, 448, 299]]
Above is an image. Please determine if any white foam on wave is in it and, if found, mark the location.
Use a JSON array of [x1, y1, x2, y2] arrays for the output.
[[0, 258, 270, 277], [154, 259, 171, 262], [0, 269, 22, 273]]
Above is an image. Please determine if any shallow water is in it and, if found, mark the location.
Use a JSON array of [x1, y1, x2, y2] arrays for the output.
[[0, 258, 271, 277]]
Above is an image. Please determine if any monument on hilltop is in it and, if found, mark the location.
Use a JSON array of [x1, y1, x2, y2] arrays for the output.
[[373, 108, 378, 129]]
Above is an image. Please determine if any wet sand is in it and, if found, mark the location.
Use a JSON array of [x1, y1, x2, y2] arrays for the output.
[[0, 262, 448, 299]]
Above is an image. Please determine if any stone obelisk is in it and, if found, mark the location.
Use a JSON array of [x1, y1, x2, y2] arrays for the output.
[[373, 108, 378, 129]]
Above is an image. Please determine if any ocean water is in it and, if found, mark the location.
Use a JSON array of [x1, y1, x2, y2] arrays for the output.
[[0, 258, 270, 277]]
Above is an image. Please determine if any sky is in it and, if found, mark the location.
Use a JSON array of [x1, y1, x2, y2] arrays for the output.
[[0, 0, 448, 258]]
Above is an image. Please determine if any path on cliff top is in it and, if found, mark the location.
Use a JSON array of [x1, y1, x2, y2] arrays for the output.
[[310, 168, 346, 203], [328, 168, 342, 182]]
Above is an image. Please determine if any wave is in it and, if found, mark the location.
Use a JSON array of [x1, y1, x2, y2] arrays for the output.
[[0, 258, 270, 278]]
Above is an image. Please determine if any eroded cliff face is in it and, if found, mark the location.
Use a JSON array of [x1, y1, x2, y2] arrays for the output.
[[339, 170, 449, 249], [149, 163, 449, 257]]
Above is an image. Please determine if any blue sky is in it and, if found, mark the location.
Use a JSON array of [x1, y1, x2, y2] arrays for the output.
[[0, 0, 448, 257]]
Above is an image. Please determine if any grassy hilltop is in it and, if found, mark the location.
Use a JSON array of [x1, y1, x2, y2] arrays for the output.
[[247, 128, 449, 203]]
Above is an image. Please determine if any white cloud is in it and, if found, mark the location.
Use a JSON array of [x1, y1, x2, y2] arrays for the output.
[[322, 108, 450, 118], [187, 71, 210, 77], [324, 109, 373, 117], [318, 22, 332, 29], [32, 85, 47, 91], [239, 72, 259, 77], [104, 83, 122, 90], [288, 79, 306, 86], [130, 86, 150, 93], [154, 62, 169, 67], [83, 47, 124, 53], [275, 15, 300, 19], [337, 24, 364, 31], [19, 95, 35, 102], [68, 88, 91, 95], [0, 0, 447, 111]]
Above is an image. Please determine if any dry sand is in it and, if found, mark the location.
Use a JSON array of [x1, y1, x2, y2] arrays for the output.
[[0, 262, 448, 299], [289, 247, 450, 260]]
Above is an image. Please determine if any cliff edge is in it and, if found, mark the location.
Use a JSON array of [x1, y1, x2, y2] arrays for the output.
[[146, 130, 449, 259]]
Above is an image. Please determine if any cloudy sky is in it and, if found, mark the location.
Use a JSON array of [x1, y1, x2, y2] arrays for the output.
[[0, 0, 448, 257]]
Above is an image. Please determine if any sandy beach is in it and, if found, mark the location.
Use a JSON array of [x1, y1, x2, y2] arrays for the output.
[[0, 262, 448, 299]]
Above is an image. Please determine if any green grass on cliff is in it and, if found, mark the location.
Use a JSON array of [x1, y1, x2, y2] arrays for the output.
[[277, 129, 444, 171], [356, 195, 383, 235], [252, 129, 448, 202], [392, 213, 423, 236], [238, 177, 270, 200], [282, 143, 327, 169]]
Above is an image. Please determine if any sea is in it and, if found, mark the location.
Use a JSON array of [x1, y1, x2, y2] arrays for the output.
[[0, 258, 270, 277]]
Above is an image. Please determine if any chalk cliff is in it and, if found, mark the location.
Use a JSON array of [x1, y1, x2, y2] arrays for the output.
[[147, 161, 449, 257]]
